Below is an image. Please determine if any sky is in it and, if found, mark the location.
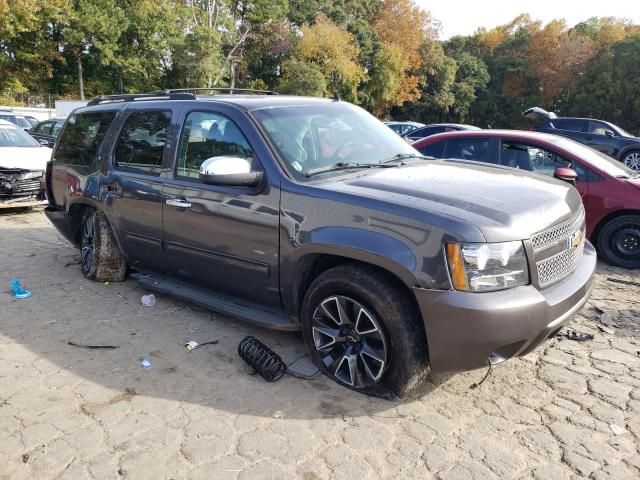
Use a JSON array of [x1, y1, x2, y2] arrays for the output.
[[416, 0, 640, 39]]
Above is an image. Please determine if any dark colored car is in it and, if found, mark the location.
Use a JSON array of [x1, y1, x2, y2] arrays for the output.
[[414, 130, 640, 268], [403, 123, 480, 143], [524, 107, 640, 171], [45, 92, 595, 397], [0, 111, 32, 130], [383, 121, 425, 136], [30, 118, 65, 148]]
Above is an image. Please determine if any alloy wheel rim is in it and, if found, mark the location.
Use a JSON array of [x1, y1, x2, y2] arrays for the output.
[[611, 225, 640, 260], [623, 152, 640, 171], [81, 214, 96, 273], [311, 295, 388, 388]]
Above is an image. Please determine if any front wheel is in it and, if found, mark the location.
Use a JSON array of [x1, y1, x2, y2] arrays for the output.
[[622, 150, 640, 171], [301, 264, 428, 398], [597, 214, 640, 269], [80, 209, 126, 282]]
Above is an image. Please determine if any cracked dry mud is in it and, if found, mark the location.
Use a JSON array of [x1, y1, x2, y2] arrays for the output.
[[1, 210, 639, 480]]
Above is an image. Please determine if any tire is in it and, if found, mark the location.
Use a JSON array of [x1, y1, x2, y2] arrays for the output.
[[597, 214, 640, 269], [621, 150, 640, 171], [301, 264, 428, 399], [80, 209, 126, 282]]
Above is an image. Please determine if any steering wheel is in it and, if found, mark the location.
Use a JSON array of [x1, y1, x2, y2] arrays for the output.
[[331, 141, 363, 162]]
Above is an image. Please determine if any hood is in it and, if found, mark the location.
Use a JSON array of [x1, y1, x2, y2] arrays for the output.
[[324, 160, 582, 242], [0, 146, 52, 171]]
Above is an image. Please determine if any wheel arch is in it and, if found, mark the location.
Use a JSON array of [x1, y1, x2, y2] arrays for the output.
[[617, 146, 640, 161]]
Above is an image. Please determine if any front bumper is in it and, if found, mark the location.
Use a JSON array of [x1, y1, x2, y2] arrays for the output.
[[413, 241, 597, 374]]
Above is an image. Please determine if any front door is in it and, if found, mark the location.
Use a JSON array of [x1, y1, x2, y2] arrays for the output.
[[585, 121, 617, 156], [162, 108, 281, 308]]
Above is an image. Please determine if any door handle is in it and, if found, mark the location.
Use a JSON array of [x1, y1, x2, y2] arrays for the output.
[[166, 198, 192, 209]]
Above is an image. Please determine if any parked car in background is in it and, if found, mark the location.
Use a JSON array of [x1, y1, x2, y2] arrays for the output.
[[45, 91, 594, 397], [0, 110, 32, 130], [413, 130, 640, 269], [30, 118, 65, 148], [383, 120, 425, 136], [403, 123, 480, 142], [25, 116, 40, 128], [524, 107, 640, 171], [0, 120, 50, 208]]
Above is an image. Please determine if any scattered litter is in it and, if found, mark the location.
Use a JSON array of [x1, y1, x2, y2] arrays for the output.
[[43, 320, 56, 325], [104, 281, 110, 286], [184, 339, 219, 351], [272, 410, 285, 418], [610, 423, 627, 435], [597, 324, 615, 335], [139, 358, 153, 369], [141, 294, 156, 307], [607, 277, 640, 288], [558, 330, 594, 342], [68, 341, 119, 350], [10, 278, 31, 299], [21, 453, 29, 464]]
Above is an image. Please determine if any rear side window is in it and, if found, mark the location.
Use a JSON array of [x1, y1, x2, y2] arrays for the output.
[[34, 122, 52, 135], [418, 141, 445, 158], [443, 138, 494, 164], [114, 110, 171, 176], [554, 119, 588, 132], [55, 111, 116, 165]]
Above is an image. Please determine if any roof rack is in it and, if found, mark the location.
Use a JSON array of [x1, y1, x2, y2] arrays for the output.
[[162, 87, 278, 96], [86, 92, 196, 106]]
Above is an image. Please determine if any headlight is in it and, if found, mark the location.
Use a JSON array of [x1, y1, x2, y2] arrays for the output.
[[445, 241, 529, 292]]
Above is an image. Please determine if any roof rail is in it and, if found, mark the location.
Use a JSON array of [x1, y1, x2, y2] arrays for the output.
[[86, 92, 196, 106], [162, 87, 278, 96]]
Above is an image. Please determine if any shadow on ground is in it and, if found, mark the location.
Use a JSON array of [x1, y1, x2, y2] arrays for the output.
[[0, 215, 453, 420]]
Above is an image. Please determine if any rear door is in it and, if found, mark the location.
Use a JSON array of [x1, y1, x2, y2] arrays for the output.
[[551, 119, 589, 144], [442, 137, 499, 164], [107, 107, 174, 272], [162, 106, 281, 308]]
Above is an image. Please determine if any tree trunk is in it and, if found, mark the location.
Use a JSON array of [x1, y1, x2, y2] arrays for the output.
[[77, 54, 85, 100], [230, 60, 236, 91], [118, 72, 124, 94]]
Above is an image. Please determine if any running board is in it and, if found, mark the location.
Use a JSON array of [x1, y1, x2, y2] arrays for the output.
[[133, 272, 298, 331]]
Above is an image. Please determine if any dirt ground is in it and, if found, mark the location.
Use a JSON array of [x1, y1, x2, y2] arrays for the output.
[[1, 209, 639, 480]]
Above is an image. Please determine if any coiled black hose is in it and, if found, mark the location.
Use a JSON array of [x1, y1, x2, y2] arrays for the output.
[[238, 336, 287, 382]]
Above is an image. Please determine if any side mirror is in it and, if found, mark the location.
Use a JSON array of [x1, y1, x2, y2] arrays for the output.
[[554, 167, 578, 185], [605, 129, 615, 137], [38, 139, 49, 146], [199, 156, 264, 187]]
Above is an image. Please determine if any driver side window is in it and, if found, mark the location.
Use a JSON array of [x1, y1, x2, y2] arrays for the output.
[[176, 111, 254, 180]]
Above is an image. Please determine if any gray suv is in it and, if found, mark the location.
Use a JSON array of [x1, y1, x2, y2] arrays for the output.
[[45, 91, 596, 397]]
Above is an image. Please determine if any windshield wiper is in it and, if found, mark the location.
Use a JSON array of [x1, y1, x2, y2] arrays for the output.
[[305, 162, 398, 177], [380, 152, 429, 163]]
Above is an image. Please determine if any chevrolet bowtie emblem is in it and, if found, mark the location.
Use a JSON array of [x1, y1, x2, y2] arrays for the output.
[[569, 229, 584, 249]]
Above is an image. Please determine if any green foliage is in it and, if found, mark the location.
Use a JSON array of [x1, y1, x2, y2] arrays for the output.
[[0, 2, 638, 133]]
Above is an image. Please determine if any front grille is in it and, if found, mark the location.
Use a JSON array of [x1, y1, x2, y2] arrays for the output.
[[537, 241, 584, 288], [531, 206, 585, 252], [15, 179, 41, 192]]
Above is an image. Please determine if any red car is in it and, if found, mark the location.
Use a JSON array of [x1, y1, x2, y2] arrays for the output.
[[413, 130, 640, 269]]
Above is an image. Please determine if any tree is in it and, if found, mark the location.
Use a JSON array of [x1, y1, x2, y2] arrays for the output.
[[293, 13, 365, 100], [278, 59, 327, 96]]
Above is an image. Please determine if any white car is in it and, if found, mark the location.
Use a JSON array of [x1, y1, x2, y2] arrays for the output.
[[0, 119, 51, 208]]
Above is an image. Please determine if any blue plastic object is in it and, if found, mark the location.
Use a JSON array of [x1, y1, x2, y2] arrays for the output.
[[11, 279, 32, 299]]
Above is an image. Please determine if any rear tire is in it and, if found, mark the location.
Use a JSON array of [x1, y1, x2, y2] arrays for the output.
[[301, 264, 428, 399], [80, 209, 126, 282], [622, 150, 640, 171], [597, 214, 640, 269]]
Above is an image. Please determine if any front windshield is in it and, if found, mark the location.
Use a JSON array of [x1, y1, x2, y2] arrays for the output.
[[614, 125, 634, 138], [0, 125, 40, 147], [550, 136, 637, 178], [251, 103, 418, 178]]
